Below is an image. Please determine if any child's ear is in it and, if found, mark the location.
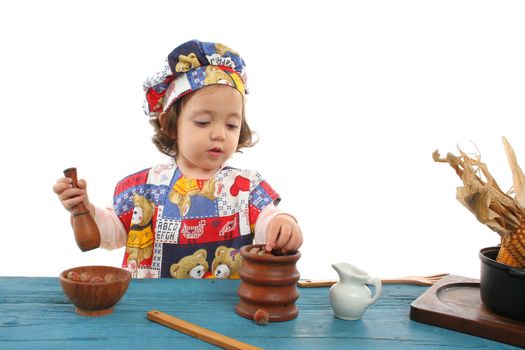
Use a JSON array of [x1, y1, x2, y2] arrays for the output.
[[159, 112, 177, 139]]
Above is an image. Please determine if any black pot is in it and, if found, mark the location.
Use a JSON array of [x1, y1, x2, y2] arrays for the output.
[[479, 247, 525, 321]]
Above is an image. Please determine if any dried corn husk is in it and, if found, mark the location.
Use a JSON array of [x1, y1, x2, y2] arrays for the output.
[[502, 136, 525, 209], [433, 137, 525, 268]]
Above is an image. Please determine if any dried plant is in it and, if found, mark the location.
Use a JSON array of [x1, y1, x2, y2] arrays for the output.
[[433, 137, 525, 267]]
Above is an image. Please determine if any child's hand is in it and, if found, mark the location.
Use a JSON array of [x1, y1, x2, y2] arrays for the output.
[[265, 214, 303, 254], [53, 177, 94, 216]]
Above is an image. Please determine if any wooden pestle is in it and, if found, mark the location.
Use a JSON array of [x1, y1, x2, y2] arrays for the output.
[[63, 167, 101, 252]]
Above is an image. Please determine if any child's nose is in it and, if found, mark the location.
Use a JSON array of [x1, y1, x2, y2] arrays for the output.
[[210, 125, 226, 140]]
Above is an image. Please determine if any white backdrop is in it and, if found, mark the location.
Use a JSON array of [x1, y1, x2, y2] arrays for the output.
[[1, 0, 524, 280]]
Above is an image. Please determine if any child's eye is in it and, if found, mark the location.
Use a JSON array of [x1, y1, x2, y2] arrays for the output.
[[194, 121, 210, 126], [227, 124, 239, 129]]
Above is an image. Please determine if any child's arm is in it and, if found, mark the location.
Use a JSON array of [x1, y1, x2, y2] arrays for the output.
[[254, 205, 303, 253], [92, 206, 127, 250]]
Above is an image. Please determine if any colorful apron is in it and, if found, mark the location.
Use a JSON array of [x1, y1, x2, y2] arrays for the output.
[[113, 164, 280, 279]]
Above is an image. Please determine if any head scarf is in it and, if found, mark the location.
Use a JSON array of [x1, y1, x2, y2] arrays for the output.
[[143, 40, 248, 117]]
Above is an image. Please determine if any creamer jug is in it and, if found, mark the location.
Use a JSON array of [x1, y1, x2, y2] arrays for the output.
[[329, 263, 382, 320]]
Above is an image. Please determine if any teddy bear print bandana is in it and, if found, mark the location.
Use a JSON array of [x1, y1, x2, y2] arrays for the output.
[[143, 39, 248, 116]]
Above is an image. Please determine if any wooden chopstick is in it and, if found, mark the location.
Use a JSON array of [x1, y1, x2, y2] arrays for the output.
[[297, 280, 336, 288], [297, 275, 446, 288], [147, 310, 262, 350]]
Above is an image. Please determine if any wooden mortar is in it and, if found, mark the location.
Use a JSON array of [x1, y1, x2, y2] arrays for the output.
[[236, 244, 301, 322]]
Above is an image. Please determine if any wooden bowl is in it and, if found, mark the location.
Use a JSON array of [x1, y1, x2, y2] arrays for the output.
[[59, 265, 131, 316]]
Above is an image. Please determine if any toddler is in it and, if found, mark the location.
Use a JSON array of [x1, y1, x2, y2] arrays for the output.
[[54, 40, 302, 278]]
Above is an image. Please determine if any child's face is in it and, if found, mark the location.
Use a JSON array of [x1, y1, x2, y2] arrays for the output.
[[175, 85, 243, 178]]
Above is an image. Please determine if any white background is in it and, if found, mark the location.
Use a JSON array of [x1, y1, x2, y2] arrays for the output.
[[1, 0, 524, 280]]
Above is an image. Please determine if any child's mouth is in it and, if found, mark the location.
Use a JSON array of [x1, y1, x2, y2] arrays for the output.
[[208, 148, 223, 157]]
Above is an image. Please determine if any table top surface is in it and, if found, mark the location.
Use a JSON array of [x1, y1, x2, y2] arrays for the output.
[[0, 277, 520, 349]]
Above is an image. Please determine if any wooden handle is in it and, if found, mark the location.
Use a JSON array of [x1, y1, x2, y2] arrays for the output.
[[63, 167, 100, 252], [63, 167, 79, 184], [147, 310, 262, 350], [63, 167, 88, 215]]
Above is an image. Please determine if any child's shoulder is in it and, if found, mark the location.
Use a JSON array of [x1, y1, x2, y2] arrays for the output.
[[114, 163, 174, 192], [219, 166, 280, 204], [114, 164, 271, 191], [114, 167, 151, 195], [219, 166, 265, 181]]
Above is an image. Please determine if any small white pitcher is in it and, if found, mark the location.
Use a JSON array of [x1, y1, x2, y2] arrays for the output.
[[329, 263, 382, 320]]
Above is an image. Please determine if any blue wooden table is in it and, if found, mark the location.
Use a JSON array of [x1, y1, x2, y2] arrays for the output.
[[0, 277, 519, 349]]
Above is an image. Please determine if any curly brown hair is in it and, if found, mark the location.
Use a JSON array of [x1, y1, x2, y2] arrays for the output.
[[149, 90, 256, 158]]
